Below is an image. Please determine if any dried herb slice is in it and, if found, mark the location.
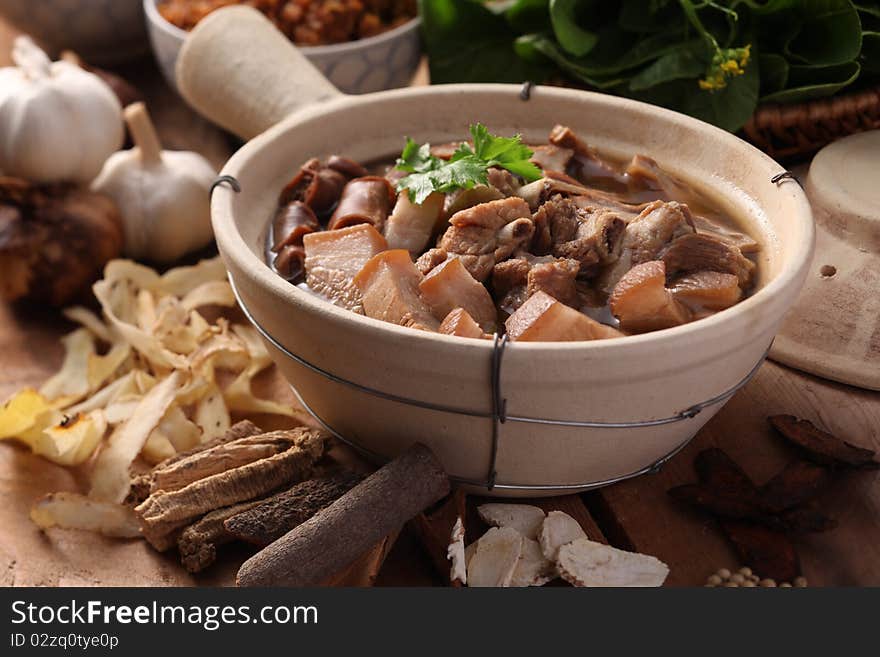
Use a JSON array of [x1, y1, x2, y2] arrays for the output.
[[758, 460, 832, 513], [769, 415, 880, 469], [719, 519, 800, 583]]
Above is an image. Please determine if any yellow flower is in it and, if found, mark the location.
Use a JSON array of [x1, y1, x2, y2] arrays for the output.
[[699, 44, 752, 92]]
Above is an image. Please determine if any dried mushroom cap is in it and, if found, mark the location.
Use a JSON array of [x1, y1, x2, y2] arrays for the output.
[[477, 503, 546, 540], [539, 510, 587, 561], [509, 537, 556, 587], [447, 517, 467, 585], [467, 526, 524, 587], [557, 538, 669, 587]]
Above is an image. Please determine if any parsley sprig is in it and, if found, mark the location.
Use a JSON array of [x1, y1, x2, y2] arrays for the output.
[[395, 124, 543, 204]]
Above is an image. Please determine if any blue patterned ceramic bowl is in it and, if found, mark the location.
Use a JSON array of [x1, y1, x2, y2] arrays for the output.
[[0, 0, 148, 63], [144, 0, 421, 95]]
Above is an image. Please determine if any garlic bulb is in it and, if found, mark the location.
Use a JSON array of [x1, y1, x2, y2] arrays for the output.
[[91, 103, 217, 263], [0, 37, 123, 183]]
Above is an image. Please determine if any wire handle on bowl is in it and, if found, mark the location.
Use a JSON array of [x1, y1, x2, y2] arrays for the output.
[[176, 5, 343, 140]]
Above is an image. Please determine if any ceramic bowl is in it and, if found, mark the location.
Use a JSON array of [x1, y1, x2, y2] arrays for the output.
[[180, 7, 815, 496], [144, 0, 421, 94], [0, 0, 148, 63]]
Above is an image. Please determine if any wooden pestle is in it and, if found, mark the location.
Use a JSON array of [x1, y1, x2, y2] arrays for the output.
[[237, 443, 450, 587]]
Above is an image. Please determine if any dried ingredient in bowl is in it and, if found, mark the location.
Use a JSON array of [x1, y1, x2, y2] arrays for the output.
[[158, 0, 416, 45], [266, 124, 761, 342]]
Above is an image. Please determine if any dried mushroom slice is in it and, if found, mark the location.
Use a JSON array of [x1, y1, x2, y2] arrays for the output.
[[539, 510, 587, 561], [557, 538, 669, 587], [467, 527, 524, 587], [477, 503, 546, 540]]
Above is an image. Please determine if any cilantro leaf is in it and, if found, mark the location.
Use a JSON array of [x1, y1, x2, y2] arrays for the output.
[[395, 124, 542, 204]]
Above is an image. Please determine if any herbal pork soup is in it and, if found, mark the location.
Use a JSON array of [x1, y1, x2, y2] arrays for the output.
[[264, 125, 761, 342]]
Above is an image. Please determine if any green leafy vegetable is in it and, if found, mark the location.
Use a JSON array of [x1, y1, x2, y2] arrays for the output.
[[395, 125, 543, 204], [419, 0, 880, 132]]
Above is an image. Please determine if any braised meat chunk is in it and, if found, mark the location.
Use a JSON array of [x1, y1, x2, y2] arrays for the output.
[[268, 125, 760, 341]]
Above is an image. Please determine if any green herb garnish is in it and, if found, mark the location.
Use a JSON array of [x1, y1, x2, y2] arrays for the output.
[[395, 124, 543, 204]]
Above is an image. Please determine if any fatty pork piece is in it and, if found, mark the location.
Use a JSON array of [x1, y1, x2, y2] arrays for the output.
[[532, 196, 625, 276], [327, 176, 396, 231], [609, 260, 691, 333], [660, 232, 755, 287], [279, 156, 366, 215], [492, 255, 580, 312], [599, 200, 695, 293], [353, 249, 440, 331], [439, 308, 485, 339], [671, 271, 742, 316], [432, 197, 535, 281], [384, 191, 444, 255], [549, 124, 626, 188], [303, 223, 388, 313], [419, 257, 497, 332], [506, 291, 623, 342]]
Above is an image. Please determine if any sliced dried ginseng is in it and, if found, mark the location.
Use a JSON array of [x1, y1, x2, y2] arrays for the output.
[[30, 492, 140, 538], [509, 537, 556, 587], [477, 503, 546, 540], [556, 538, 669, 587], [539, 510, 587, 561], [758, 460, 832, 513], [223, 471, 364, 546], [448, 517, 467, 585], [467, 526, 524, 587], [769, 415, 880, 469], [719, 519, 800, 584]]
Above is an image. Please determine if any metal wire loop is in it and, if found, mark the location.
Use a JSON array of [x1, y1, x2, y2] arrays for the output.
[[486, 333, 510, 490], [210, 175, 242, 195], [520, 81, 534, 101], [770, 171, 799, 185]]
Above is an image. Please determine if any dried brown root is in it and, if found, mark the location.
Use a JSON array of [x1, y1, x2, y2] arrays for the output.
[[769, 415, 880, 469]]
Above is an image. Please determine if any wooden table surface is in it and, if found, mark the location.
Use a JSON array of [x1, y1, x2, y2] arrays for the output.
[[1, 20, 877, 587]]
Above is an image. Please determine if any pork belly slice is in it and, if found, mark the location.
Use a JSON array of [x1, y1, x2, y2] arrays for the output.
[[303, 223, 388, 313], [506, 291, 623, 342], [437, 197, 534, 281], [671, 270, 742, 314], [439, 308, 485, 339], [327, 176, 396, 231], [354, 249, 440, 332], [384, 191, 444, 255], [660, 232, 755, 287], [609, 260, 691, 333], [419, 257, 497, 332]]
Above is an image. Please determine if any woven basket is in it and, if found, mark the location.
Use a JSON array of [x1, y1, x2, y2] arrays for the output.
[[742, 86, 880, 163]]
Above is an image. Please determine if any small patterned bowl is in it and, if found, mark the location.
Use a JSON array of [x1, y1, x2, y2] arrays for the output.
[[144, 0, 421, 95], [0, 0, 149, 63]]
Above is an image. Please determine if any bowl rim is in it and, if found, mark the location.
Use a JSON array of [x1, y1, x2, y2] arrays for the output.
[[214, 84, 815, 354], [144, 0, 421, 54]]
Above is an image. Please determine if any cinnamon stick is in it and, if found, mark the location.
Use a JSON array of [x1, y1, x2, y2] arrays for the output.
[[237, 443, 450, 587]]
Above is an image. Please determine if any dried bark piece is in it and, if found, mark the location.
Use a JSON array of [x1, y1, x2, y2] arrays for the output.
[[719, 519, 800, 583], [539, 510, 588, 561], [557, 538, 669, 587], [769, 415, 880, 469], [412, 489, 467, 587], [759, 460, 833, 513], [223, 471, 364, 547], [467, 527, 523, 587], [178, 499, 265, 573], [150, 430, 307, 494], [127, 420, 261, 506], [477, 503, 546, 540], [135, 428, 326, 549], [694, 447, 759, 499], [237, 443, 450, 587]]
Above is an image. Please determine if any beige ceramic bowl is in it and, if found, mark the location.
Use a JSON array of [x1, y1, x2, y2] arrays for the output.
[[179, 7, 814, 496]]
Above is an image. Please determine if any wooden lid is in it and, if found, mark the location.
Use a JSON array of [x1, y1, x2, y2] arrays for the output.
[[771, 130, 880, 390]]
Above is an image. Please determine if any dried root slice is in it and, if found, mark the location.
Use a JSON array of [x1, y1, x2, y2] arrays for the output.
[[539, 510, 587, 561], [30, 492, 140, 538], [478, 503, 546, 540], [769, 415, 880, 469], [178, 499, 264, 574], [557, 538, 669, 587], [467, 527, 523, 587], [510, 537, 556, 587], [448, 517, 467, 585]]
